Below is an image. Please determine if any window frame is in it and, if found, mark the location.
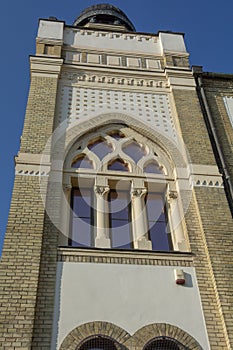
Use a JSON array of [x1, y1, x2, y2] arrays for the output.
[[62, 124, 187, 252]]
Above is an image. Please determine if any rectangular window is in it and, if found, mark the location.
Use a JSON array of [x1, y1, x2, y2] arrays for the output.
[[145, 192, 172, 251], [70, 188, 93, 247], [109, 189, 132, 249]]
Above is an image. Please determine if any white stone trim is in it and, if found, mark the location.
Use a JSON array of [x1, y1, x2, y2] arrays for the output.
[[188, 164, 223, 188], [60, 70, 169, 92], [38, 19, 64, 40], [16, 152, 50, 165], [192, 177, 223, 188], [30, 56, 63, 77], [15, 169, 49, 177], [223, 96, 233, 127], [36, 37, 63, 46], [166, 69, 196, 90], [64, 27, 160, 56]]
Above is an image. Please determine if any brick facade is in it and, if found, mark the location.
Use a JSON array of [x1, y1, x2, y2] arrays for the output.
[[0, 7, 233, 350]]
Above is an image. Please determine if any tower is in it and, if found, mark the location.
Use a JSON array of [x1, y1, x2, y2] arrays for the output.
[[0, 4, 233, 349]]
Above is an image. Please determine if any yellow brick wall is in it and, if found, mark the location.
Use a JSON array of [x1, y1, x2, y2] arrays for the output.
[[0, 176, 45, 348]]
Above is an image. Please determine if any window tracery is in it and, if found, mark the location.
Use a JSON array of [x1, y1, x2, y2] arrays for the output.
[[63, 125, 186, 252]]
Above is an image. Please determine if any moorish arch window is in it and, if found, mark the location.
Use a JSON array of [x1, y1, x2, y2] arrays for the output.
[[63, 124, 185, 251], [143, 336, 188, 350]]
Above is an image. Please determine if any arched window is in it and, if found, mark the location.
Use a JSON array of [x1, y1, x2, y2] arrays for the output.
[[78, 336, 119, 350], [72, 155, 93, 169], [143, 336, 187, 350], [144, 160, 163, 174], [108, 158, 129, 171], [64, 125, 185, 251]]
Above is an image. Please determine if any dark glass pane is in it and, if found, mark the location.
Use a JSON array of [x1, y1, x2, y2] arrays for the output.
[[123, 141, 146, 163], [71, 217, 91, 247], [109, 190, 129, 220], [88, 139, 112, 160], [71, 189, 92, 247], [108, 159, 129, 171], [72, 156, 93, 169], [72, 189, 91, 218], [109, 190, 132, 249], [149, 222, 170, 251], [111, 221, 132, 249], [111, 219, 128, 228], [144, 161, 163, 174], [146, 193, 165, 222]]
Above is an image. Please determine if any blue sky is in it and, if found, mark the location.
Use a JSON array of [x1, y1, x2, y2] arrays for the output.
[[1, 0, 233, 253]]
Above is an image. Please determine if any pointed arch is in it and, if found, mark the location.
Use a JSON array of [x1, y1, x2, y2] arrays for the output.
[[50, 113, 188, 173]]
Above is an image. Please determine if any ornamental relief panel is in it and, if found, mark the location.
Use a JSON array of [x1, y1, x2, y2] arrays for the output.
[[60, 71, 167, 88], [56, 84, 176, 140]]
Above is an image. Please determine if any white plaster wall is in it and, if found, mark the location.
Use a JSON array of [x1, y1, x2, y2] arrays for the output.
[[38, 20, 64, 40], [52, 262, 210, 350], [159, 32, 187, 53], [63, 28, 162, 55]]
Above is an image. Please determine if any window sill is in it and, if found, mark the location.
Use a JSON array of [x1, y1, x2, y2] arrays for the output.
[[57, 247, 194, 267]]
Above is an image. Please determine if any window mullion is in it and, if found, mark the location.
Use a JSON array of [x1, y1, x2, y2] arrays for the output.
[[131, 186, 152, 250]]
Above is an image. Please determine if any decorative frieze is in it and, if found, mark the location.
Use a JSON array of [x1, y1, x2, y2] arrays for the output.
[[64, 27, 159, 45], [64, 50, 162, 71], [15, 169, 49, 177], [193, 179, 223, 188], [57, 247, 194, 267], [189, 165, 224, 188], [61, 71, 167, 88]]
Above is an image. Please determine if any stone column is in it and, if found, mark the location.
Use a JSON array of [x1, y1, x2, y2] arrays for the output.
[[94, 185, 111, 248], [167, 190, 188, 251], [59, 183, 72, 246], [131, 187, 152, 250]]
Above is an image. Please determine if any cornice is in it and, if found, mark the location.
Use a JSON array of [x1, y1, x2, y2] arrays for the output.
[[165, 68, 196, 90], [60, 70, 169, 93], [30, 56, 63, 77], [59, 65, 170, 93], [36, 37, 63, 46], [62, 63, 165, 78], [64, 26, 159, 43], [58, 247, 194, 266]]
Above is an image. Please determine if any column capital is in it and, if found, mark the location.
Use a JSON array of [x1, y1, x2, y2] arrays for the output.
[[94, 185, 110, 197], [63, 183, 72, 191], [168, 190, 178, 199], [131, 187, 147, 198]]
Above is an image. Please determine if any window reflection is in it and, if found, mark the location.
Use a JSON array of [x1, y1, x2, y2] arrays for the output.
[[145, 192, 171, 251], [70, 188, 92, 247], [72, 156, 93, 169], [108, 159, 129, 171], [144, 161, 163, 174], [88, 138, 112, 160], [109, 190, 132, 249], [123, 141, 146, 163]]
